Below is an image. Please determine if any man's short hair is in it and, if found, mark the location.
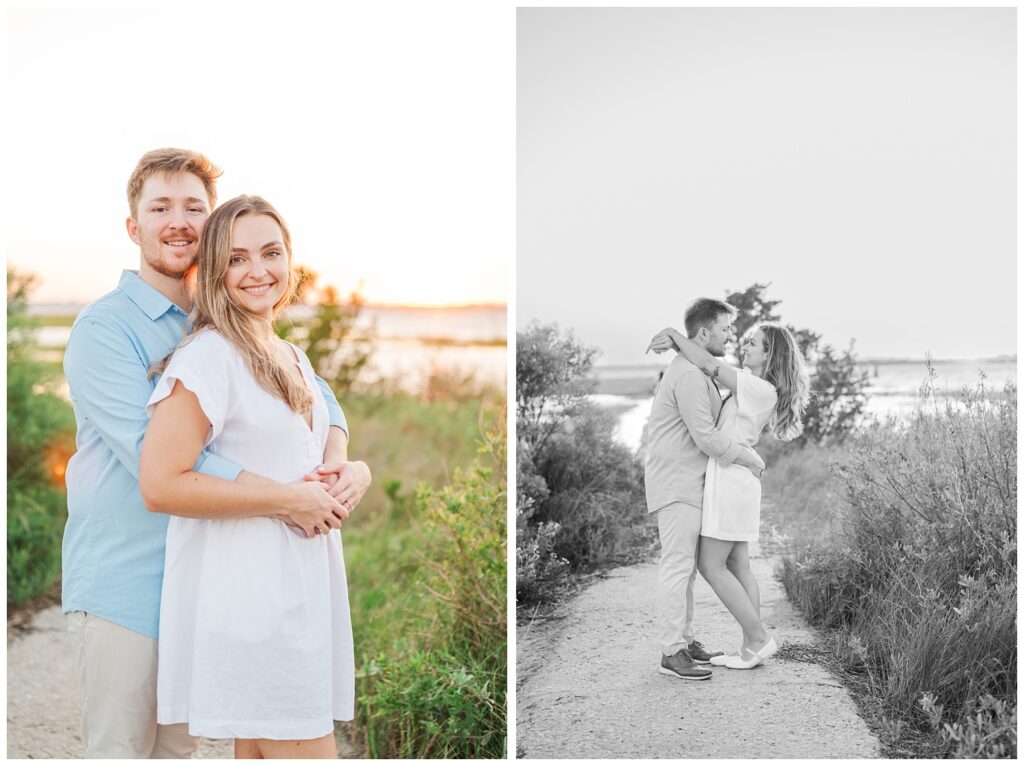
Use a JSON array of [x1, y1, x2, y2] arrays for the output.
[[126, 148, 222, 218], [683, 298, 735, 338]]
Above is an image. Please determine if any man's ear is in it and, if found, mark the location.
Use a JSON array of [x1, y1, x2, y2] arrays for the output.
[[126, 217, 140, 245]]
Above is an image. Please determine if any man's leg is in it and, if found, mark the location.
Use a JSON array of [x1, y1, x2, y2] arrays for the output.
[[656, 501, 702, 656], [150, 724, 201, 759], [67, 611, 199, 759], [684, 534, 700, 639]]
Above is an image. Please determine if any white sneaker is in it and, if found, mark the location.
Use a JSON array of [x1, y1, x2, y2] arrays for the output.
[[710, 650, 740, 666]]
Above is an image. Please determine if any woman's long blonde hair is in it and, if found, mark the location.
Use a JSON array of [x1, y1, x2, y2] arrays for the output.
[[151, 195, 312, 414], [759, 324, 810, 442]]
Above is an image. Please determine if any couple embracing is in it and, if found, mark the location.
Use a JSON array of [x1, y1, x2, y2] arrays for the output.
[[62, 148, 371, 758], [644, 298, 809, 679]]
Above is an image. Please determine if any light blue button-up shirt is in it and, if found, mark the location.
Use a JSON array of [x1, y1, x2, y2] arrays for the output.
[[62, 270, 348, 638]]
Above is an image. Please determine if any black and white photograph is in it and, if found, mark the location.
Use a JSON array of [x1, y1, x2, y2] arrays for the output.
[[516, 7, 1016, 759]]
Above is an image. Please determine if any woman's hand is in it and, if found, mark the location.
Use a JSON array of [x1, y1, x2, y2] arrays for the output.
[[303, 460, 372, 515], [646, 327, 682, 355], [279, 481, 349, 538]]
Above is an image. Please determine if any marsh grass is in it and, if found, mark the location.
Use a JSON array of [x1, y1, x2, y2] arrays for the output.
[[776, 378, 1016, 758]]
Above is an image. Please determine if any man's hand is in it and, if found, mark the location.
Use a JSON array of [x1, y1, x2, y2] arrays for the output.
[[303, 460, 372, 515]]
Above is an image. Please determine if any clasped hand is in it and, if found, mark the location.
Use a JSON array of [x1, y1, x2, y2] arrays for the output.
[[303, 460, 372, 512], [278, 461, 372, 538]]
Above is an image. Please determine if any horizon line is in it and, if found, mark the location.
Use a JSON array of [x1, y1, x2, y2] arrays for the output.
[[28, 299, 507, 312], [597, 354, 1018, 366]]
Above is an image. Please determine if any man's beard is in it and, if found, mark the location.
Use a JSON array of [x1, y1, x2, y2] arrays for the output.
[[140, 238, 196, 279], [144, 255, 191, 279]]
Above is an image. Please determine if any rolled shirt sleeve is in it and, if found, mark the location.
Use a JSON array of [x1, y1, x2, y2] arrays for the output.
[[314, 375, 349, 438], [674, 370, 742, 463]]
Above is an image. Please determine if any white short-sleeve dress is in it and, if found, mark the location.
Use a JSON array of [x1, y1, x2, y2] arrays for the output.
[[146, 329, 354, 740], [701, 369, 778, 543]]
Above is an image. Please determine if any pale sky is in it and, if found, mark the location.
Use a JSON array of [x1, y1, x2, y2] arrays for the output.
[[7, 6, 511, 307], [518, 7, 1016, 362]]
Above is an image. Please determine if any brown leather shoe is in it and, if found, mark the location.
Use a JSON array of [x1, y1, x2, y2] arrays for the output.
[[659, 649, 713, 680]]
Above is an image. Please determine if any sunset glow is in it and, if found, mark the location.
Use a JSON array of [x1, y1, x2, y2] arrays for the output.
[[8, 7, 510, 309]]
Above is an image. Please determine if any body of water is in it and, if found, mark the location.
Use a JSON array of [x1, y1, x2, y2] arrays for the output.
[[30, 304, 507, 397], [594, 358, 1017, 453]]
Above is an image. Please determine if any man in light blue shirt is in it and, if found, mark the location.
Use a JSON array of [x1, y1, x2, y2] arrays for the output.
[[62, 148, 370, 758]]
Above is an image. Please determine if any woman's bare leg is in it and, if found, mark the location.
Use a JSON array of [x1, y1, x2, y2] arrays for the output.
[[235, 739, 264, 759], [249, 732, 337, 759], [725, 542, 760, 643], [698, 536, 769, 650]]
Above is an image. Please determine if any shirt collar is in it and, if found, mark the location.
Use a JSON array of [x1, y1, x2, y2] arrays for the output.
[[117, 270, 187, 321]]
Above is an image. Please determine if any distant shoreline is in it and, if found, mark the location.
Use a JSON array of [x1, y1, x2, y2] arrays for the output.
[[595, 357, 1018, 399], [596, 356, 1016, 371], [27, 301, 507, 315]]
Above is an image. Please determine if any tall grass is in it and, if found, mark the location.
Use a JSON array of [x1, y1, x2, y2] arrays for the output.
[[341, 393, 506, 758], [778, 380, 1016, 758]]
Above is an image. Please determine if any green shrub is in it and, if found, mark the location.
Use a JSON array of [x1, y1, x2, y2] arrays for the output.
[[515, 323, 654, 605], [533, 402, 653, 573], [780, 379, 1016, 757], [797, 342, 870, 446], [516, 520, 569, 606], [361, 649, 505, 759], [7, 482, 66, 605], [357, 422, 506, 759], [7, 268, 76, 606], [515, 442, 569, 604], [921, 693, 1017, 758], [516, 322, 596, 452]]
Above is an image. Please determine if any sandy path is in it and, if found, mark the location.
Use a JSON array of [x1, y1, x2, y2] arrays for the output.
[[7, 606, 359, 759], [516, 546, 880, 759]]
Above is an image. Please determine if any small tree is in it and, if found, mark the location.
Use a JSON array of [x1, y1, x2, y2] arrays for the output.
[[725, 282, 783, 348], [725, 283, 868, 445], [516, 322, 597, 452], [277, 266, 374, 396], [798, 341, 869, 446]]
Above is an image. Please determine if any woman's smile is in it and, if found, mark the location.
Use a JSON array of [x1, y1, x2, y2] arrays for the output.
[[226, 214, 290, 318]]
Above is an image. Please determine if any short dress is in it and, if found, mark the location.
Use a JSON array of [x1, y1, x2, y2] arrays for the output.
[[146, 329, 354, 740], [701, 369, 778, 543]]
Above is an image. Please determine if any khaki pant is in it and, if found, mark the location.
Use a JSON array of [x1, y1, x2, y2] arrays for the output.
[[656, 501, 702, 656], [66, 611, 199, 759]]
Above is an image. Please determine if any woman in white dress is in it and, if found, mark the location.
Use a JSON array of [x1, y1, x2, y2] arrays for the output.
[[139, 196, 357, 758], [648, 323, 809, 670]]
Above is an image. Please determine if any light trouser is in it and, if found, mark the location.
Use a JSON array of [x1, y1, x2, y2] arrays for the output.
[[66, 611, 199, 759], [656, 501, 702, 656]]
